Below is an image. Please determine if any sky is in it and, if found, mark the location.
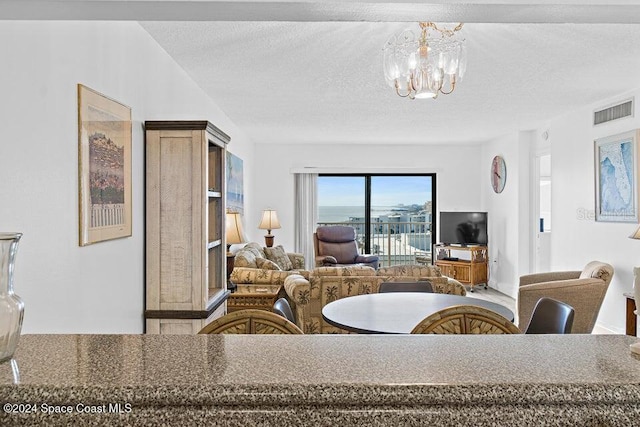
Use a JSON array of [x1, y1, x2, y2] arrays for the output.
[[318, 176, 432, 206]]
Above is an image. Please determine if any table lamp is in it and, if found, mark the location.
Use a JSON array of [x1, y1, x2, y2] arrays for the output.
[[226, 211, 247, 293], [258, 209, 281, 248]]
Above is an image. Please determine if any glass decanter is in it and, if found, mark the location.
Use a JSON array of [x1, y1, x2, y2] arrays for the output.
[[0, 233, 24, 363]]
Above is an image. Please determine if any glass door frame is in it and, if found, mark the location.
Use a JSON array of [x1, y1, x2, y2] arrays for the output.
[[318, 173, 437, 254]]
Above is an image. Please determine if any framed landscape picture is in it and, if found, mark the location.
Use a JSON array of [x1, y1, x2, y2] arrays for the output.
[[78, 84, 132, 246], [594, 130, 640, 223]]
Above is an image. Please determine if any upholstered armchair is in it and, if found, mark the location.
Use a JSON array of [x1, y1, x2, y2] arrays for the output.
[[517, 261, 613, 334], [313, 226, 379, 269]]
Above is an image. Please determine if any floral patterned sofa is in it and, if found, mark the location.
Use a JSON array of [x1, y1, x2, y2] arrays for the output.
[[230, 242, 310, 287], [284, 264, 466, 334]]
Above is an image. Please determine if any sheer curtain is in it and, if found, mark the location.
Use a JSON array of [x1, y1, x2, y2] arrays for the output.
[[294, 173, 318, 270]]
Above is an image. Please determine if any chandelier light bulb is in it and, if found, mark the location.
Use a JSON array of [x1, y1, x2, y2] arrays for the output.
[[408, 52, 418, 69], [383, 22, 466, 100]]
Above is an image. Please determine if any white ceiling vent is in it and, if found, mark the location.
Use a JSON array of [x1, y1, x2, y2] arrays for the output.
[[594, 98, 633, 126]]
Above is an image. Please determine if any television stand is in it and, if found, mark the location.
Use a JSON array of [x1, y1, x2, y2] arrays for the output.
[[434, 245, 488, 292]]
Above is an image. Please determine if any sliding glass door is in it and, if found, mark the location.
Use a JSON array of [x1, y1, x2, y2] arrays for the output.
[[317, 174, 436, 267]]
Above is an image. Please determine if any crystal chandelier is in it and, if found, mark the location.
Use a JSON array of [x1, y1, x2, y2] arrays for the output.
[[383, 22, 467, 99]]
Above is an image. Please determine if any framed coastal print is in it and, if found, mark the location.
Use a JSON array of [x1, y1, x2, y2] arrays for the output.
[[78, 84, 132, 245], [594, 130, 640, 223], [226, 152, 244, 214]]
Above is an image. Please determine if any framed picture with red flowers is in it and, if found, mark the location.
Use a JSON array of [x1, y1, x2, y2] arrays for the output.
[[78, 84, 132, 246]]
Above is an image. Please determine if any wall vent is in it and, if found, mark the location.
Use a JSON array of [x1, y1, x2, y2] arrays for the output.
[[593, 98, 633, 125]]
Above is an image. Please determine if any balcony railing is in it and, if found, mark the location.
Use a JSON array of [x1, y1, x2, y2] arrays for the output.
[[317, 221, 433, 267]]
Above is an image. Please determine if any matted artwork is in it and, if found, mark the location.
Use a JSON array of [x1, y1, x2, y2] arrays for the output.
[[594, 130, 640, 222], [78, 84, 132, 245], [226, 152, 244, 214]]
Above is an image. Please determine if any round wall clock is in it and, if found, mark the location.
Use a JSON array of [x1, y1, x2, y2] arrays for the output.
[[491, 156, 507, 193]]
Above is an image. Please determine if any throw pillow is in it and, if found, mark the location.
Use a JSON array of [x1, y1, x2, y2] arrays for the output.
[[234, 248, 258, 268], [264, 245, 294, 271], [256, 258, 281, 271]]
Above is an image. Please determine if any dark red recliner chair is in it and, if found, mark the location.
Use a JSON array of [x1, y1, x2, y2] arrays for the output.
[[313, 226, 379, 269]]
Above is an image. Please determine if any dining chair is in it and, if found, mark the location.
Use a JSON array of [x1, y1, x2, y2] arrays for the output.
[[411, 305, 521, 334], [198, 309, 303, 334], [379, 281, 433, 293], [524, 297, 574, 334], [273, 297, 297, 325]]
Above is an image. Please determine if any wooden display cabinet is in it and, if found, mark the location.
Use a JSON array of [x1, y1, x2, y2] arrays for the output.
[[434, 245, 488, 292], [144, 121, 230, 334]]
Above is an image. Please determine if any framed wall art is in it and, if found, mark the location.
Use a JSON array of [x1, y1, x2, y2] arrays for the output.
[[78, 84, 132, 245], [594, 129, 640, 223], [226, 151, 244, 214]]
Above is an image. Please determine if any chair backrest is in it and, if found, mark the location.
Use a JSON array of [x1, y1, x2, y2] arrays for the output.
[[314, 226, 359, 264], [273, 297, 296, 325], [198, 309, 303, 334], [411, 305, 521, 334], [525, 297, 574, 334], [379, 281, 433, 293]]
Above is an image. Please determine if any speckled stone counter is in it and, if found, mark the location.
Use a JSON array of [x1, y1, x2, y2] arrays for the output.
[[1, 334, 640, 426]]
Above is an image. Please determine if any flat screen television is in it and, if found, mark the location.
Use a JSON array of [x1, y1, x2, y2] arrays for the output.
[[439, 212, 488, 246]]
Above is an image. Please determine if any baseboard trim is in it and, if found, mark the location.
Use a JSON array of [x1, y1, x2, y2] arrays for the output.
[[592, 323, 623, 335]]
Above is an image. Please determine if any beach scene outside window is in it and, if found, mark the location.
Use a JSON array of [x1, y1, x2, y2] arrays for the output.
[[318, 175, 433, 267]]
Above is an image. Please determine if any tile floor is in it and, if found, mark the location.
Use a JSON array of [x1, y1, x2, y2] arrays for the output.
[[464, 286, 519, 324]]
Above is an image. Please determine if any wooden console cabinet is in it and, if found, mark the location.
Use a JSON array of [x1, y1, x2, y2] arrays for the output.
[[144, 121, 230, 334], [435, 245, 488, 292]]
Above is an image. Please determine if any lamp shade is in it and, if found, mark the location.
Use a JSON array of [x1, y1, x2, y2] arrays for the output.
[[258, 209, 281, 231], [630, 224, 640, 240], [226, 212, 248, 245]]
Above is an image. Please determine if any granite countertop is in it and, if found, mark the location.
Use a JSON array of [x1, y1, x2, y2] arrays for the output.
[[1, 334, 640, 425]]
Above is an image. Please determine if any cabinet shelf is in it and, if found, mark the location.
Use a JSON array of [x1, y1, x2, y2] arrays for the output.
[[208, 239, 222, 250]]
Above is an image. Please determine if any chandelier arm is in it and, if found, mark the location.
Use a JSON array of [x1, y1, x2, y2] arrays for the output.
[[394, 80, 413, 98], [409, 72, 419, 93], [439, 80, 457, 95]]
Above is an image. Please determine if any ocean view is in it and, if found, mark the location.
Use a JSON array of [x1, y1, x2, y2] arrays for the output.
[[318, 205, 422, 223]]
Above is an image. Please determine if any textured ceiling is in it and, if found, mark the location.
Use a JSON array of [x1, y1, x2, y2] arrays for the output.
[[141, 21, 640, 144], [9, 1, 640, 146]]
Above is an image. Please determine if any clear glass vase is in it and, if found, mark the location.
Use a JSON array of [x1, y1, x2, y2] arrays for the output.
[[0, 233, 24, 363]]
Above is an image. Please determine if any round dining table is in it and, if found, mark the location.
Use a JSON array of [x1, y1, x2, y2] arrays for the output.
[[321, 293, 514, 334]]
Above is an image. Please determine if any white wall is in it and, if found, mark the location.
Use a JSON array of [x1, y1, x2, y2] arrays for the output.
[[550, 88, 640, 334], [480, 131, 533, 298], [251, 143, 484, 250], [0, 21, 255, 333]]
